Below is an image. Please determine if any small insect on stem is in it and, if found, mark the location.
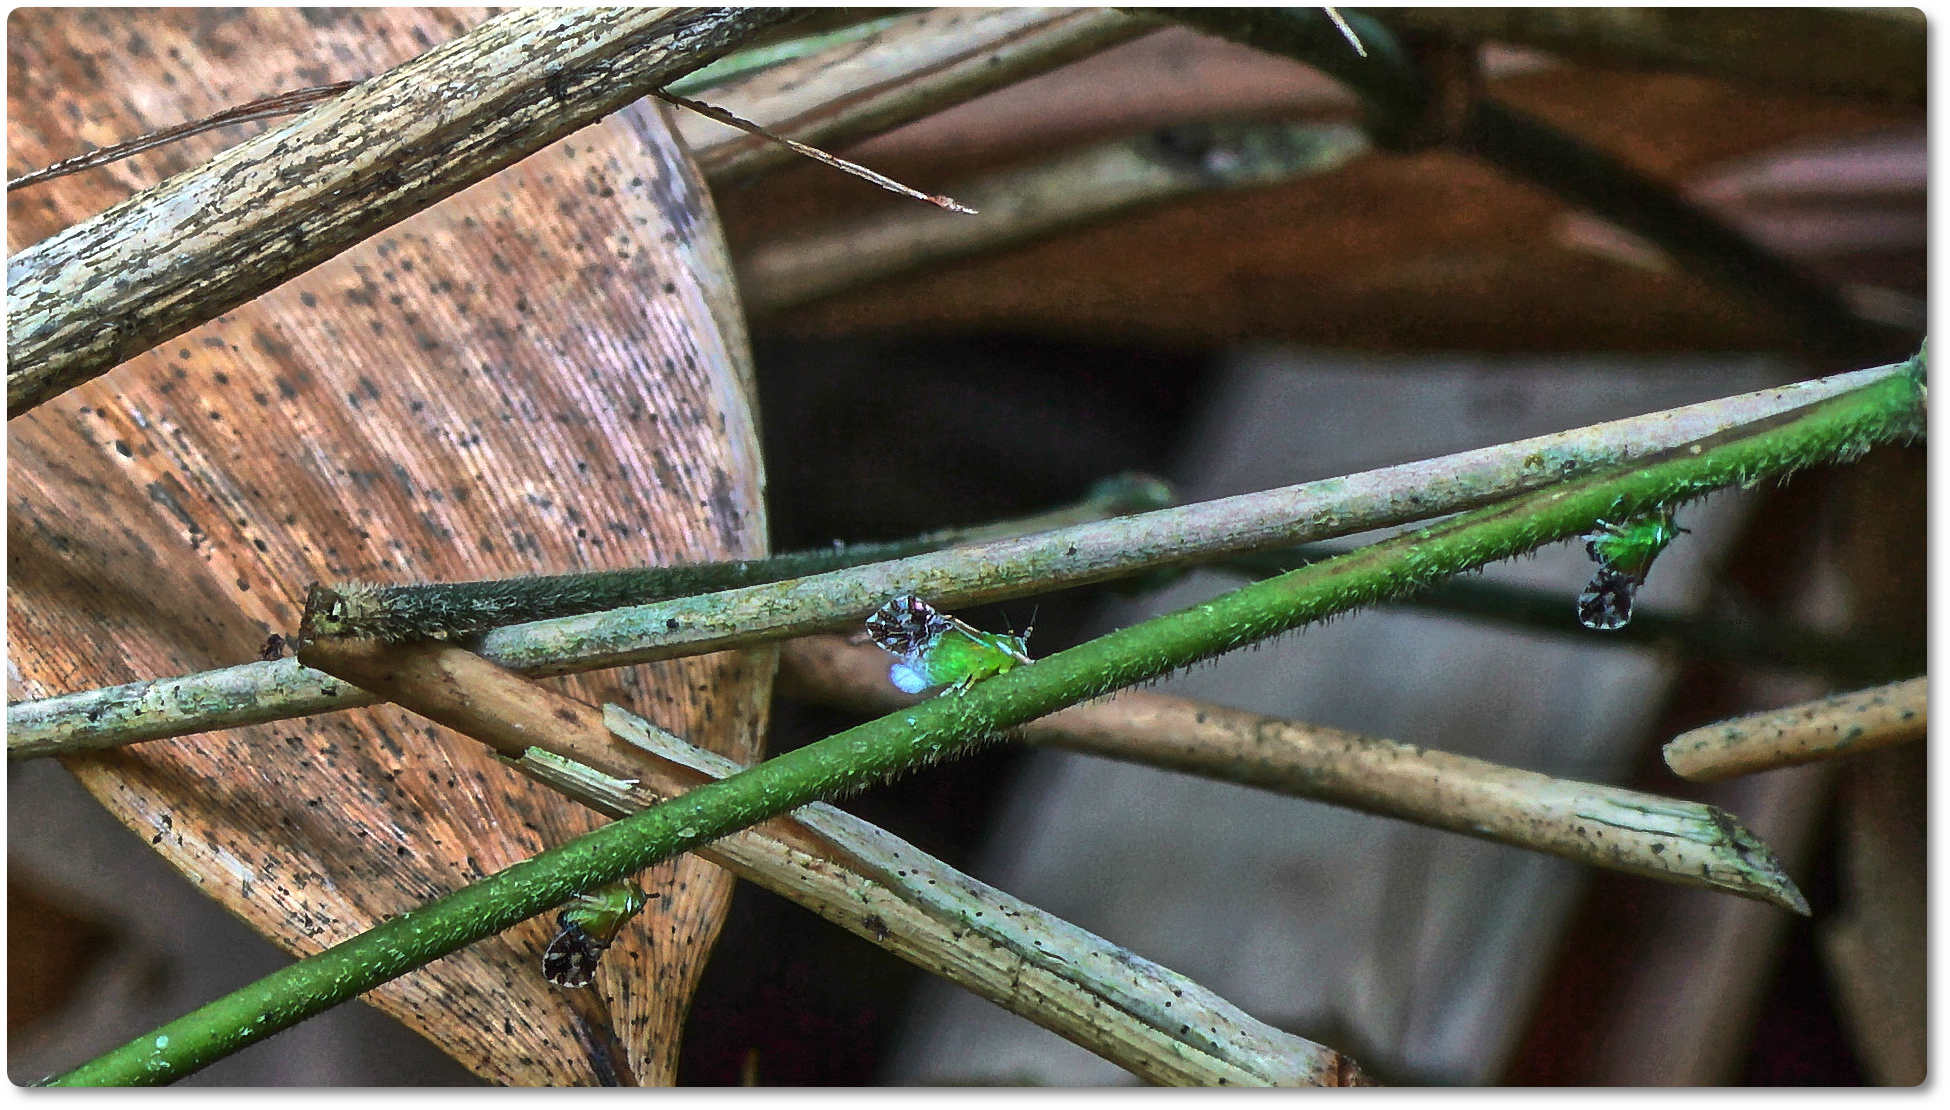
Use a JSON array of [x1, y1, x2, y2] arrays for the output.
[[542, 878, 649, 989], [1577, 509, 1687, 631], [863, 595, 1032, 696]]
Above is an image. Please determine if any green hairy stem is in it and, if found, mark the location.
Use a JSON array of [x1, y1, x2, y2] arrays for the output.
[[47, 364, 1921, 1085]]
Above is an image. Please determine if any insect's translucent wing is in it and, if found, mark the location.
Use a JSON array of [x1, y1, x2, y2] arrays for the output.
[[941, 613, 998, 654], [944, 613, 1033, 663], [889, 662, 935, 694]]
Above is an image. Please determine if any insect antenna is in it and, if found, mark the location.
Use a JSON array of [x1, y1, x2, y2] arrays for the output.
[[1002, 604, 1039, 663], [1018, 604, 1039, 644]]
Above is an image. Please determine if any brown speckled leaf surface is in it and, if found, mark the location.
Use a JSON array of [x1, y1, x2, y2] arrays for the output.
[[8, 9, 771, 1085]]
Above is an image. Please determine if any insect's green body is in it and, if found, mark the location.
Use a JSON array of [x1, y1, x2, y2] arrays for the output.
[[1584, 512, 1684, 580], [1578, 508, 1686, 631], [904, 624, 1031, 693], [864, 594, 1033, 695], [542, 878, 648, 988], [560, 879, 649, 937]]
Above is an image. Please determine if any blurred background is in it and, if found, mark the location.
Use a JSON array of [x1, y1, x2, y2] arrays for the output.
[[11, 8, 1926, 1086]]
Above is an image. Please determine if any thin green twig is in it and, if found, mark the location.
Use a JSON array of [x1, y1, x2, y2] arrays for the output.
[[47, 364, 1920, 1085]]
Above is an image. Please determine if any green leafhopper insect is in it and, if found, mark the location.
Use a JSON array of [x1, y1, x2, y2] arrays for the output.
[[542, 878, 648, 989], [864, 594, 1032, 695], [1577, 509, 1687, 631]]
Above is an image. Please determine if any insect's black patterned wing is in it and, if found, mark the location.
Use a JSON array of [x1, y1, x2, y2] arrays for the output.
[[543, 918, 610, 989], [1577, 565, 1641, 631], [864, 594, 952, 659]]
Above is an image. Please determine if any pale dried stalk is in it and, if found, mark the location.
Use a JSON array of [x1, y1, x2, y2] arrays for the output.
[[4, 14, 904, 194], [742, 120, 1369, 312], [299, 635, 1364, 1086], [460, 365, 1915, 673], [8, 7, 1160, 420], [9, 9, 1151, 209], [656, 90, 978, 214], [6, 362, 1906, 757], [678, 7, 1158, 183], [1664, 676, 1928, 783], [6, 6, 800, 417], [2, 7, 1019, 197], [1322, 7, 1368, 57], [779, 637, 1810, 913]]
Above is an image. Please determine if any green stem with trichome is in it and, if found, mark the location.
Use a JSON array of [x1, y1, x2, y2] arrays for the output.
[[1221, 545, 1917, 684], [49, 365, 1919, 1086]]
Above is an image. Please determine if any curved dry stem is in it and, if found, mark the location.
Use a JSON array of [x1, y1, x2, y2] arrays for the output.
[[5, 82, 359, 192]]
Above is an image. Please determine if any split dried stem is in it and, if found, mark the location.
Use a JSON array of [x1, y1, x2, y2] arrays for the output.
[[779, 636, 1809, 912], [657, 90, 975, 213], [296, 636, 1361, 1086], [6, 82, 358, 192]]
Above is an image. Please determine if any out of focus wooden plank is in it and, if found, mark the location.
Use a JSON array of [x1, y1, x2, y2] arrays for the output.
[[1816, 446, 1926, 1086], [1368, 8, 1924, 108], [1821, 744, 1926, 1086], [726, 44, 1916, 353]]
